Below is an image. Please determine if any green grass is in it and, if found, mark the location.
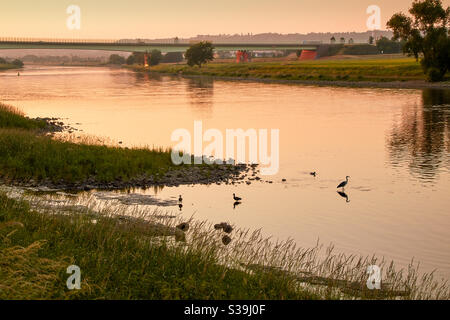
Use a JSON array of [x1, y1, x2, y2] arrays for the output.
[[0, 104, 47, 130], [1, 190, 449, 300], [145, 58, 428, 82], [0, 192, 320, 299], [0, 103, 181, 185], [0, 64, 20, 71]]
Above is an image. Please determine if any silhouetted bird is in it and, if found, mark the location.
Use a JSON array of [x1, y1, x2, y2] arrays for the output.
[[233, 193, 242, 201], [337, 176, 350, 190], [178, 195, 183, 202]]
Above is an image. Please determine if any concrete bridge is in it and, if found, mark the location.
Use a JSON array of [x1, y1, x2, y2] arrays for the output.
[[0, 38, 319, 53]]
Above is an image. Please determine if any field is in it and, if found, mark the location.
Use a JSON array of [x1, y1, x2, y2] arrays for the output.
[[144, 57, 433, 84]]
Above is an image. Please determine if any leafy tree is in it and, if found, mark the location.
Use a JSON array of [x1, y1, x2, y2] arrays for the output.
[[12, 59, 24, 67], [376, 36, 404, 54], [185, 41, 214, 67], [340, 37, 345, 44], [330, 36, 336, 44], [126, 52, 145, 65], [149, 50, 162, 66], [369, 36, 374, 45], [387, 0, 449, 81], [162, 52, 184, 63], [108, 54, 126, 65]]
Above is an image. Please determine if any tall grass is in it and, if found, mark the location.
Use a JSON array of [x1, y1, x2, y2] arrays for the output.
[[1, 191, 449, 300], [0, 103, 47, 130], [0, 103, 182, 185], [0, 128, 177, 184]]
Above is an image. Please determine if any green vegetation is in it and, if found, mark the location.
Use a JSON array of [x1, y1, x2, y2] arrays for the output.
[[1, 190, 449, 299], [146, 58, 429, 83], [185, 41, 214, 68], [387, 0, 449, 81], [0, 104, 47, 130], [0, 193, 320, 299], [0, 103, 177, 186], [0, 57, 23, 70], [108, 54, 126, 65]]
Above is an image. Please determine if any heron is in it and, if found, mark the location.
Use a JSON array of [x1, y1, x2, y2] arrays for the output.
[[233, 193, 242, 201], [337, 176, 350, 190]]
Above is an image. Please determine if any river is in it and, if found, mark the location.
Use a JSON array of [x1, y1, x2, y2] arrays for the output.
[[1, 65, 449, 279]]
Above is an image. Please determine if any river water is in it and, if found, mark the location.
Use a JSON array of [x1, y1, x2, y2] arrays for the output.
[[1, 65, 449, 278]]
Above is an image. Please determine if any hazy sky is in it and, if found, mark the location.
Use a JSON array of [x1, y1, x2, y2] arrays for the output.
[[1, 0, 444, 39]]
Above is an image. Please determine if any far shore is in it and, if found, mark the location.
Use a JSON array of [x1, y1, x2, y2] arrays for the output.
[[126, 56, 450, 90]]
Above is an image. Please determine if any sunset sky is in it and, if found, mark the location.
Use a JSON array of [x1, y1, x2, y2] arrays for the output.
[[0, 0, 436, 39]]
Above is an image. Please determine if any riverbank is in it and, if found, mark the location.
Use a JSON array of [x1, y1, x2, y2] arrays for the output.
[[2, 187, 449, 299], [0, 64, 20, 71], [0, 103, 251, 191], [130, 58, 450, 89]]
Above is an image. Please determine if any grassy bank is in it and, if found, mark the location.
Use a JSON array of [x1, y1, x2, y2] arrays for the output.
[[1, 189, 449, 300], [0, 64, 20, 71], [139, 58, 438, 84], [0, 103, 240, 189], [0, 192, 320, 299]]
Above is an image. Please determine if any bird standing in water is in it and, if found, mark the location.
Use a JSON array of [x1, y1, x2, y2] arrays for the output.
[[337, 176, 350, 190], [233, 193, 242, 201], [178, 195, 182, 203]]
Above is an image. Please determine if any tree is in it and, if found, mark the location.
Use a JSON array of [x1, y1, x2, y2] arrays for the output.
[[387, 0, 449, 82], [108, 54, 126, 65], [376, 36, 404, 54], [340, 37, 345, 44], [0, 57, 7, 64], [162, 52, 184, 63], [149, 50, 162, 66], [12, 59, 24, 67], [185, 41, 214, 67], [330, 36, 336, 44], [348, 38, 354, 44], [126, 52, 145, 65], [369, 35, 375, 45]]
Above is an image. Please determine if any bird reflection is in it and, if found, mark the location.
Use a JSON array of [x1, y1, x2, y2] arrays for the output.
[[233, 201, 242, 209], [337, 191, 350, 203]]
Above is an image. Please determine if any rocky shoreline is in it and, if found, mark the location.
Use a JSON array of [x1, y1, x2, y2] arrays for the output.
[[6, 163, 263, 192]]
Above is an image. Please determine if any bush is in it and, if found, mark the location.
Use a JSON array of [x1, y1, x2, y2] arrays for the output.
[[108, 54, 126, 65], [12, 59, 24, 67]]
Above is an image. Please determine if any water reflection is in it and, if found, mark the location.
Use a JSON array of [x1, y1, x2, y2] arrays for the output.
[[337, 191, 350, 203], [186, 77, 214, 114], [387, 89, 450, 181]]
